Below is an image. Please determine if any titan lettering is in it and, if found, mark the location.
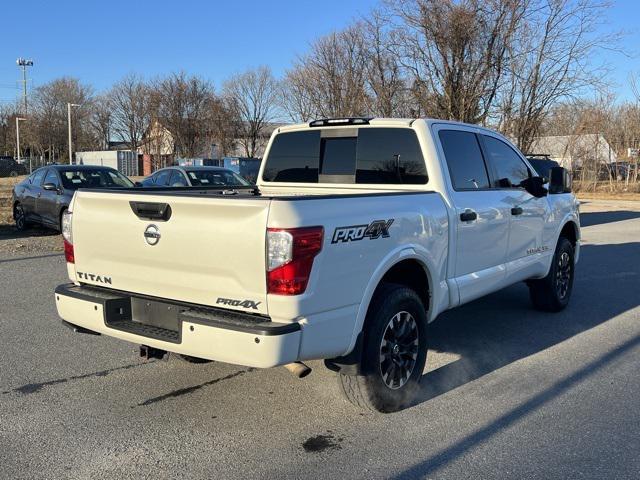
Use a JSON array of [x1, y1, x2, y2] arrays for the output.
[[76, 271, 112, 284], [216, 297, 261, 310], [332, 219, 394, 244]]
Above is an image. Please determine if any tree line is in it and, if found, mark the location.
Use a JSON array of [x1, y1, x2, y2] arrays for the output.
[[1, 0, 638, 185]]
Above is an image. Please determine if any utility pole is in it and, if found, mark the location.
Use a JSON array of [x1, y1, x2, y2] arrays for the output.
[[67, 103, 80, 164], [16, 117, 27, 171], [16, 58, 34, 115]]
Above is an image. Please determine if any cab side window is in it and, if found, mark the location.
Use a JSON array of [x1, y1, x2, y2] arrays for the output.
[[482, 135, 530, 188], [43, 169, 60, 187], [439, 130, 490, 190], [31, 169, 46, 186], [154, 170, 172, 186]]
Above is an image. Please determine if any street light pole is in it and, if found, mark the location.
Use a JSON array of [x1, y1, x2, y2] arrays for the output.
[[16, 58, 34, 115], [16, 117, 27, 171], [67, 103, 80, 164]]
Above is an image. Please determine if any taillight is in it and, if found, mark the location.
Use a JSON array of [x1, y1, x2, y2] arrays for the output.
[[267, 226, 323, 295], [61, 210, 74, 263], [64, 239, 75, 264]]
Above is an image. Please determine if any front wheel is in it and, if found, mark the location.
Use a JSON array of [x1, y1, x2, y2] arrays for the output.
[[528, 237, 575, 312], [338, 283, 428, 413]]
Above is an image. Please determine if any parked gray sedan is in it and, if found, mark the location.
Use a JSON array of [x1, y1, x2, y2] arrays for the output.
[[11, 165, 133, 232]]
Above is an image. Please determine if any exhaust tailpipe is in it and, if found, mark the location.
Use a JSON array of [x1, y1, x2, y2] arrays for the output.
[[283, 362, 311, 378]]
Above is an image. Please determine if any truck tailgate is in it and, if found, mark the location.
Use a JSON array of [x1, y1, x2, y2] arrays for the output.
[[70, 191, 270, 315]]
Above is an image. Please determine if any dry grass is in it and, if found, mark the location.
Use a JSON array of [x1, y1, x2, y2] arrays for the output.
[[573, 181, 640, 201], [0, 176, 21, 224]]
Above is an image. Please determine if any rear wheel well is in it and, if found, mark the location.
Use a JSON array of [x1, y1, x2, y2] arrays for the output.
[[560, 221, 578, 246], [324, 259, 430, 375], [376, 259, 430, 311]]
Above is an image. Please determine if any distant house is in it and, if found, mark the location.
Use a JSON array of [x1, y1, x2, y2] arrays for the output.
[[138, 120, 175, 157], [230, 123, 285, 158], [529, 134, 616, 170], [137, 120, 285, 163]]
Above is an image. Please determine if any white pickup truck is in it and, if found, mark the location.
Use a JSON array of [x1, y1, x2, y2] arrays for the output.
[[55, 118, 579, 412]]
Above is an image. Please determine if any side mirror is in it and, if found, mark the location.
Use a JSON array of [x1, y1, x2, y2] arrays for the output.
[[134, 181, 143, 187], [521, 176, 548, 198], [549, 167, 572, 194], [42, 182, 57, 191]]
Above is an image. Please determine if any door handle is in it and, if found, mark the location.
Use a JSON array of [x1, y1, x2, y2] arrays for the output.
[[37, 192, 41, 198], [460, 210, 477, 222], [511, 207, 523, 216]]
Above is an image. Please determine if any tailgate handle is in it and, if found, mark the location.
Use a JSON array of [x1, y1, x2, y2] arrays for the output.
[[129, 202, 172, 221]]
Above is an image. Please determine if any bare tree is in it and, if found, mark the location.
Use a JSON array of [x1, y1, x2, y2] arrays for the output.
[[361, 12, 411, 117], [498, 0, 618, 152], [88, 94, 112, 150], [29, 77, 94, 163], [280, 67, 316, 123], [0, 103, 21, 157], [108, 74, 150, 152], [152, 72, 217, 158], [283, 26, 370, 121], [223, 66, 279, 157], [387, 0, 525, 123]]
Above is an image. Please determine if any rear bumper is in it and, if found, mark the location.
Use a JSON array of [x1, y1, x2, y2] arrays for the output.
[[54, 283, 302, 368]]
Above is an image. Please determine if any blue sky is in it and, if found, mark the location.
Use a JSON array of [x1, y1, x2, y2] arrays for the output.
[[0, 0, 638, 103]]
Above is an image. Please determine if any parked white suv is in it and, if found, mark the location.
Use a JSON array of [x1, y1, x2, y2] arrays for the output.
[[55, 118, 579, 412]]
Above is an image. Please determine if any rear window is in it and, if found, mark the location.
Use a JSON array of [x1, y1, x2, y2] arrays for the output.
[[187, 169, 250, 186], [262, 128, 427, 184], [59, 169, 133, 190], [262, 131, 320, 182]]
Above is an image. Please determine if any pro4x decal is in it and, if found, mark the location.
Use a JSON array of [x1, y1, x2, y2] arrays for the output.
[[332, 219, 394, 244]]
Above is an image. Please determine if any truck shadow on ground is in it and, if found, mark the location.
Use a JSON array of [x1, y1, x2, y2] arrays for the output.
[[0, 224, 59, 240], [396, 239, 640, 478], [579, 210, 640, 227], [419, 240, 640, 404]]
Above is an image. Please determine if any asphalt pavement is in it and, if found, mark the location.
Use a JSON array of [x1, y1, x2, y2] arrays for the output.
[[1, 200, 639, 479]]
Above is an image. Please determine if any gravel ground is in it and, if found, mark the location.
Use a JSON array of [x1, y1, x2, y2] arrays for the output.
[[0, 176, 63, 254], [0, 225, 62, 254], [0, 199, 639, 479]]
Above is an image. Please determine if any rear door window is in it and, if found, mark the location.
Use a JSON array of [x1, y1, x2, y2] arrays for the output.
[[438, 130, 491, 190], [169, 170, 188, 186]]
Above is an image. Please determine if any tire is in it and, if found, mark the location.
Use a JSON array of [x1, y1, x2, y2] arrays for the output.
[[9, 170, 18, 177], [14, 203, 28, 231], [337, 283, 428, 413], [179, 354, 212, 364], [528, 236, 575, 312]]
